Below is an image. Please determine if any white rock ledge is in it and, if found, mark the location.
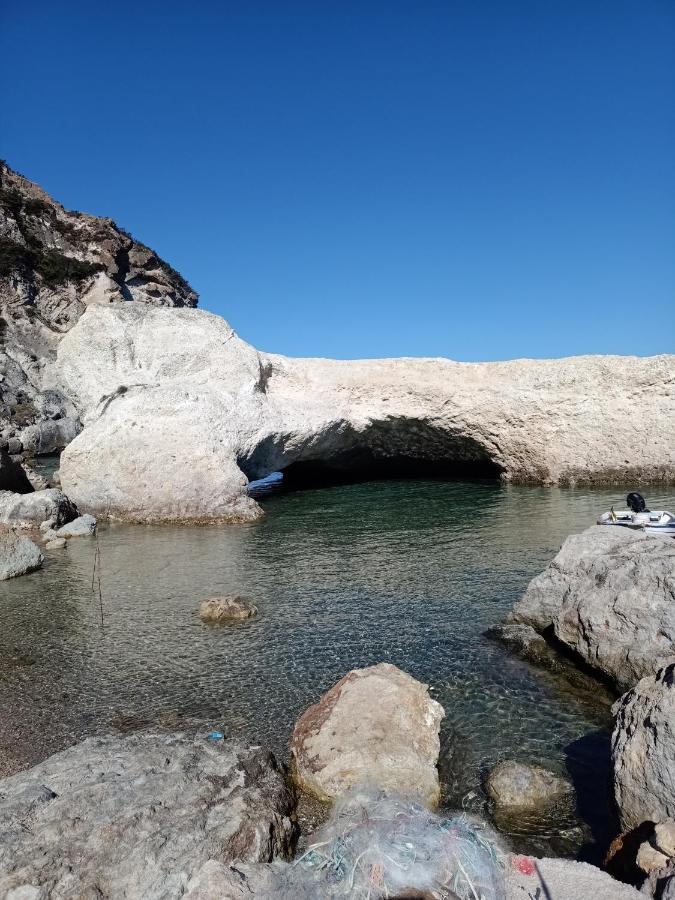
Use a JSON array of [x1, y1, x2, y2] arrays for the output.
[[47, 305, 675, 524]]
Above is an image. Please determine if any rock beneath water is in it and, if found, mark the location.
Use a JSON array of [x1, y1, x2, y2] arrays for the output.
[[0, 530, 43, 580], [612, 662, 675, 829], [56, 513, 96, 537], [45, 538, 66, 550], [509, 526, 675, 691], [291, 662, 444, 806], [200, 596, 258, 623], [0, 488, 78, 529], [0, 450, 33, 494], [506, 855, 642, 899], [486, 760, 573, 810], [0, 731, 296, 899]]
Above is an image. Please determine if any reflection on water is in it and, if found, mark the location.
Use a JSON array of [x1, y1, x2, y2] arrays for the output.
[[1, 481, 673, 859]]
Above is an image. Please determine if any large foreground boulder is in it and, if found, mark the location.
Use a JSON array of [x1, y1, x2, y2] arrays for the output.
[[0, 530, 43, 580], [0, 488, 78, 529], [509, 526, 675, 691], [291, 663, 444, 806], [0, 731, 296, 898], [612, 662, 675, 829]]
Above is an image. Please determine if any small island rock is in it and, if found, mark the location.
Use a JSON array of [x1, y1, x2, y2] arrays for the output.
[[486, 760, 573, 810], [291, 662, 444, 806], [199, 596, 258, 623]]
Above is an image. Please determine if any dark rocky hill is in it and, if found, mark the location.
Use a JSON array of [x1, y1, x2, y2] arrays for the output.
[[0, 161, 198, 455]]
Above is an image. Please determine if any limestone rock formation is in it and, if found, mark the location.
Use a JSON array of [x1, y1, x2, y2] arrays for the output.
[[508, 526, 675, 691], [0, 160, 197, 457], [200, 596, 258, 623], [0, 731, 296, 899], [0, 530, 43, 579], [612, 663, 675, 830], [42, 301, 675, 523], [0, 488, 77, 529], [485, 760, 573, 810], [290, 663, 444, 806]]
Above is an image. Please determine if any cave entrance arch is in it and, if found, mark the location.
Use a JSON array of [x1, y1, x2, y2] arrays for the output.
[[241, 418, 504, 496]]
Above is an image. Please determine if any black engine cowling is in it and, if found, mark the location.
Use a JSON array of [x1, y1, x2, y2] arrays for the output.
[[627, 492, 648, 513]]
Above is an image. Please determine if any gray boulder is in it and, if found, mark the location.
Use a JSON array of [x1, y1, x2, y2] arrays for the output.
[[612, 662, 675, 829], [486, 760, 573, 810], [0, 530, 43, 580], [56, 513, 96, 538], [509, 526, 675, 691], [0, 731, 296, 899], [45, 538, 66, 550], [0, 489, 78, 529], [291, 663, 445, 806]]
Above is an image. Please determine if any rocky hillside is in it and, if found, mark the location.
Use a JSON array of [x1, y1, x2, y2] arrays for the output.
[[0, 161, 198, 455]]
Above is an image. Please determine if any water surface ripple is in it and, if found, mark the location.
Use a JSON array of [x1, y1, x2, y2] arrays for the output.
[[2, 480, 673, 858]]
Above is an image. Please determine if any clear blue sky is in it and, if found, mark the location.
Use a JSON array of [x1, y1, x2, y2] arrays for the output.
[[2, 1, 673, 360]]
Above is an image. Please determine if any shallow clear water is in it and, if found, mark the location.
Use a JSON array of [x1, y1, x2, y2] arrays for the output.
[[2, 480, 673, 859]]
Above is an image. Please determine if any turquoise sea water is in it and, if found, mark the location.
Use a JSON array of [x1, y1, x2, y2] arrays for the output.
[[2, 480, 673, 858]]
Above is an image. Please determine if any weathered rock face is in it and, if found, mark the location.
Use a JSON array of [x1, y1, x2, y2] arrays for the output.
[[45, 301, 675, 522], [0, 731, 296, 899], [0, 530, 43, 579], [509, 526, 675, 691], [290, 663, 444, 806], [200, 596, 258, 623], [0, 488, 77, 529], [485, 760, 573, 811], [612, 663, 675, 830], [0, 160, 197, 456]]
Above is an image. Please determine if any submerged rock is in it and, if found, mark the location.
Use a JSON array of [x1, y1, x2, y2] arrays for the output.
[[486, 760, 573, 811], [0, 731, 296, 899], [509, 526, 675, 691], [56, 512, 96, 537], [199, 595, 258, 623], [0, 488, 78, 530], [291, 662, 444, 806], [45, 537, 66, 550], [0, 530, 43, 580], [612, 662, 675, 829]]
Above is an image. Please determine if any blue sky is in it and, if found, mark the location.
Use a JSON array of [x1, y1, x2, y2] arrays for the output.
[[2, 1, 673, 360]]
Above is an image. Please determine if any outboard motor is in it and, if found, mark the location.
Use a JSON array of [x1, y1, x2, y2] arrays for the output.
[[627, 492, 649, 513]]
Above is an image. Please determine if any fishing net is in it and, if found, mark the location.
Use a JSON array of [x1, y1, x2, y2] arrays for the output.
[[293, 785, 507, 900]]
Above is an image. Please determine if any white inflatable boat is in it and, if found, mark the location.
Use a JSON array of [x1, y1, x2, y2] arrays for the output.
[[597, 492, 675, 537]]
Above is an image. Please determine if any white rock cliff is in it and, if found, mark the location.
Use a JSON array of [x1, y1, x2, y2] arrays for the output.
[[46, 303, 675, 523]]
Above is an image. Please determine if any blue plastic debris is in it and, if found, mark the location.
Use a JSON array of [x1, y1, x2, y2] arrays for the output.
[[207, 730, 224, 741]]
